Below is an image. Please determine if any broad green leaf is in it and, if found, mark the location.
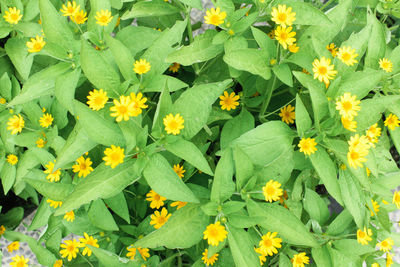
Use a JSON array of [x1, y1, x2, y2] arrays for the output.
[[55, 68, 81, 115], [227, 225, 260, 267], [210, 149, 235, 203], [295, 94, 312, 137], [179, 0, 202, 10], [312, 246, 333, 267], [14, 150, 40, 194], [135, 204, 208, 248], [326, 209, 354, 235], [303, 188, 330, 225], [274, 0, 332, 25], [88, 199, 119, 231], [0, 207, 24, 228], [0, 73, 11, 101], [116, 26, 161, 57], [52, 101, 69, 129], [142, 75, 187, 93], [328, 246, 362, 267], [152, 85, 172, 135], [62, 208, 101, 235], [28, 198, 52, 231], [4, 34, 33, 81], [233, 146, 254, 190], [1, 163, 16, 194], [222, 201, 246, 214], [333, 239, 375, 256], [251, 26, 276, 58], [24, 177, 74, 201], [364, 10, 386, 69], [272, 63, 293, 86], [122, 1, 180, 19], [90, 246, 140, 267], [247, 199, 319, 247], [221, 108, 254, 149], [104, 192, 130, 223], [143, 154, 199, 203]]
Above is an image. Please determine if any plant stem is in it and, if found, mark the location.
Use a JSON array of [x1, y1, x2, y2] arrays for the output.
[[261, 98, 295, 118], [320, 0, 335, 10]]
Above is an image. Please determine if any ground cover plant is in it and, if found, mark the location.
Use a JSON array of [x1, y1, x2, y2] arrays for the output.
[[1, 0, 400, 266]]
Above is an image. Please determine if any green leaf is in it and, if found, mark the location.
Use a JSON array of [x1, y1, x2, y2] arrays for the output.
[[104, 192, 130, 223], [116, 26, 162, 57], [152, 84, 172, 135], [122, 1, 180, 19], [172, 79, 231, 139], [227, 225, 261, 267], [247, 199, 319, 247], [24, 177, 74, 201], [55, 68, 81, 115], [0, 207, 24, 229], [295, 94, 312, 137], [222, 201, 246, 215], [273, 63, 293, 87], [274, 0, 332, 25], [135, 204, 208, 248], [143, 153, 199, 203], [73, 100, 126, 146], [333, 239, 375, 256], [90, 245, 139, 267], [28, 198, 52, 231], [88, 199, 119, 231], [326, 209, 354, 235], [211, 149, 235, 203], [179, 0, 202, 10], [4, 35, 33, 81], [233, 145, 254, 190], [165, 137, 213, 175], [221, 108, 254, 149], [303, 188, 330, 225], [1, 163, 15, 194], [312, 246, 333, 267], [224, 49, 271, 80], [364, 10, 386, 69], [55, 160, 139, 216], [142, 75, 187, 93], [251, 26, 276, 58]]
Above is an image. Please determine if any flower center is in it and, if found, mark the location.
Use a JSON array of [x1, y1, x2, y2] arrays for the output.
[[138, 65, 147, 73], [210, 15, 221, 24], [67, 245, 75, 252], [341, 53, 351, 61], [342, 101, 352, 111], [278, 13, 287, 22], [11, 14, 19, 21], [209, 228, 218, 237], [168, 120, 178, 130], [80, 163, 87, 170], [16, 262, 25, 267], [117, 105, 128, 115], [382, 241, 388, 247], [279, 32, 288, 40], [359, 231, 365, 238], [13, 121, 20, 128], [382, 62, 389, 69], [350, 151, 359, 160], [296, 257, 303, 264], [94, 96, 104, 105], [154, 194, 160, 201], [157, 216, 166, 224], [224, 98, 232, 105], [110, 152, 121, 162], [318, 66, 327, 75], [395, 195, 400, 202], [100, 16, 108, 23], [266, 186, 275, 195], [263, 239, 272, 247]]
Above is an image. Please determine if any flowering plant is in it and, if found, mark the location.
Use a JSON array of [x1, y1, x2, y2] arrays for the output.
[[0, 0, 400, 266]]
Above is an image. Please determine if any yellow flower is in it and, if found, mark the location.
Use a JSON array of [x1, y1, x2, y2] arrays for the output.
[[110, 95, 135, 122], [36, 138, 46, 148], [169, 63, 180, 73], [326, 43, 338, 57], [60, 1, 80, 17], [0, 97, 6, 104], [335, 93, 361, 120], [60, 239, 81, 261], [289, 43, 299, 53], [7, 241, 20, 253], [7, 114, 25, 135], [203, 221, 228, 246], [3, 7, 22, 25], [393, 191, 400, 208], [64, 211, 75, 222], [44, 161, 61, 182], [79, 232, 99, 256], [72, 9, 87, 24], [271, 4, 296, 27], [254, 247, 267, 265], [26, 35, 46, 53], [130, 92, 148, 116], [163, 113, 184, 135], [150, 207, 171, 229], [204, 7, 226, 26], [387, 252, 393, 267], [126, 246, 150, 261], [258, 232, 282, 256], [202, 249, 219, 266], [133, 59, 151, 75], [0, 225, 5, 235], [337, 46, 358, 66], [10, 255, 29, 267], [72, 156, 94, 178], [341, 117, 357, 132], [53, 259, 63, 267], [376, 237, 394, 252], [39, 113, 54, 128], [274, 26, 296, 50], [384, 113, 400, 131], [173, 164, 185, 178], [87, 89, 108, 111], [219, 91, 240, 111], [298, 137, 317, 156], [146, 190, 167, 209], [267, 30, 275, 39], [366, 167, 371, 177], [95, 9, 113, 26], [357, 227, 372, 245], [279, 104, 295, 124], [170, 201, 187, 210], [7, 154, 18, 165], [103, 145, 125, 168], [366, 123, 381, 146], [47, 199, 63, 209], [312, 57, 337, 85], [292, 252, 309, 267], [379, 58, 393, 73], [347, 134, 370, 169], [370, 199, 380, 216], [371, 263, 380, 267], [262, 180, 283, 202]]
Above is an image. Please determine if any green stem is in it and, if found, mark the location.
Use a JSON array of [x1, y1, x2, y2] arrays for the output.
[[261, 98, 295, 118], [259, 75, 277, 122], [319, 0, 335, 10], [185, 8, 200, 75]]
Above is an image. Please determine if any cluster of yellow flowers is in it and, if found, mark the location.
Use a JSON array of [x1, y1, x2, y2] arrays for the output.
[[202, 221, 227, 265], [271, 5, 299, 53], [59, 233, 99, 261], [60, 1, 88, 24], [254, 232, 282, 264], [126, 246, 150, 261], [335, 92, 361, 132], [357, 229, 394, 266]]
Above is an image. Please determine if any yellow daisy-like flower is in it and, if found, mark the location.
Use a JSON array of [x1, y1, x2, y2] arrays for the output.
[[204, 7, 227, 26], [258, 232, 282, 256], [170, 201, 187, 210], [110, 95, 135, 122], [79, 232, 99, 256], [103, 145, 125, 168], [130, 92, 148, 116], [7, 114, 25, 135], [95, 9, 113, 26], [72, 9, 87, 24], [312, 57, 337, 85], [53, 259, 63, 267], [376, 237, 394, 252], [335, 93, 361, 120], [379, 58, 393, 73], [26, 35, 46, 53], [370, 199, 380, 216], [6, 154, 18, 165], [60, 1, 79, 17], [326, 43, 338, 57], [64, 211, 75, 222], [72, 156, 94, 178], [366, 123, 381, 146], [173, 164, 185, 178], [60, 239, 81, 261], [126, 246, 150, 261], [254, 247, 267, 265], [7, 241, 20, 253], [219, 91, 240, 111], [202, 249, 219, 266], [133, 59, 151, 75], [371, 263, 380, 267], [337, 46, 358, 66], [146, 190, 167, 209], [341, 117, 357, 132], [262, 180, 283, 202], [36, 138, 46, 148], [3, 7, 22, 25], [203, 221, 228, 246], [298, 137, 317, 156], [39, 113, 54, 128], [271, 4, 296, 27], [274, 26, 296, 50], [384, 113, 400, 131], [0, 97, 6, 104], [150, 207, 171, 229], [44, 161, 61, 182], [87, 89, 108, 111], [10, 255, 29, 267], [292, 252, 310, 267], [169, 63, 181, 73], [163, 113, 184, 135], [279, 104, 295, 124], [347, 134, 370, 169], [357, 227, 372, 245], [288, 43, 299, 53], [387, 252, 393, 267], [0, 225, 5, 235], [393, 191, 400, 209], [47, 199, 63, 209]]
